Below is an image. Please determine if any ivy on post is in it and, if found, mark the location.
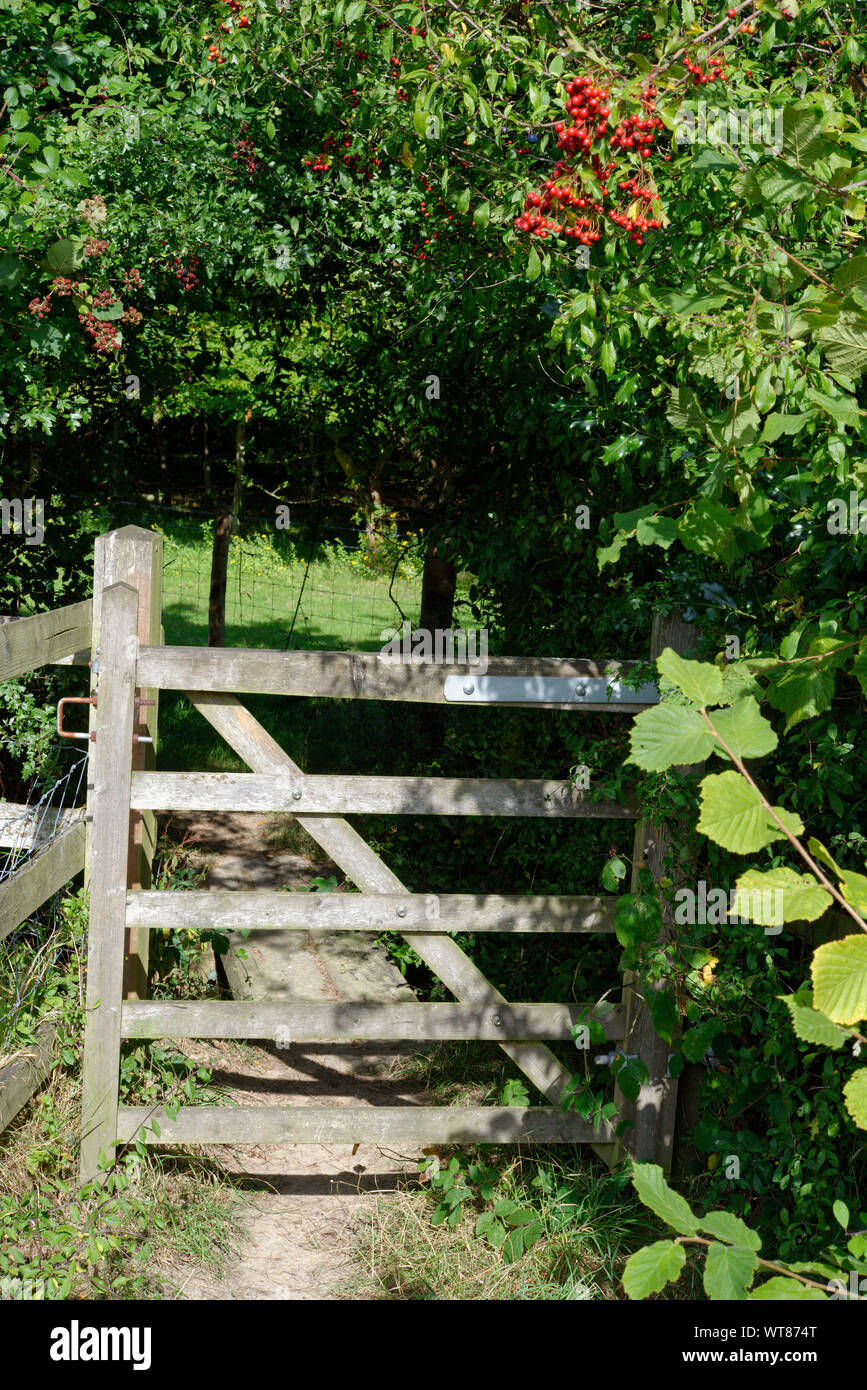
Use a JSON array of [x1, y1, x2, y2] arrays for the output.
[[615, 609, 699, 1174]]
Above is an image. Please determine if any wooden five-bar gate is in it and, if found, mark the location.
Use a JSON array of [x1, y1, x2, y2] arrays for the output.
[[79, 531, 691, 1182]]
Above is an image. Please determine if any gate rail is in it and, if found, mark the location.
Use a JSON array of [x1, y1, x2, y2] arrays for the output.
[[80, 572, 692, 1182]]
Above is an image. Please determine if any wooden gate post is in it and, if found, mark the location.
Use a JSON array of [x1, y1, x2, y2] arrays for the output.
[[87, 527, 162, 1000], [616, 610, 698, 1172], [80, 582, 139, 1183]]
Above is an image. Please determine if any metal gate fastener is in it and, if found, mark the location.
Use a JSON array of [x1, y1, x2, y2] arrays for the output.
[[57, 696, 97, 742]]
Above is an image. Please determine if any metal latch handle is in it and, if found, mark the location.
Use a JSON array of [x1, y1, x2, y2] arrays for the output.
[[57, 696, 97, 742]]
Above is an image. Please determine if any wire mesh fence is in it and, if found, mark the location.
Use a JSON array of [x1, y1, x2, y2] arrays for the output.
[[97, 497, 426, 651], [0, 753, 88, 1060]]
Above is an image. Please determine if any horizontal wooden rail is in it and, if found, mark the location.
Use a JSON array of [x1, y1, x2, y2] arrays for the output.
[[0, 601, 92, 681], [0, 1021, 57, 1137], [0, 803, 84, 851], [125, 890, 618, 933], [120, 999, 625, 1042], [117, 1104, 617, 1146], [129, 772, 639, 819], [133, 648, 653, 710], [0, 820, 86, 944]]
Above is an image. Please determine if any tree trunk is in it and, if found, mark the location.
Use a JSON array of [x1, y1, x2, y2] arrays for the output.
[[202, 418, 212, 502], [233, 420, 246, 520], [208, 505, 233, 647], [154, 415, 170, 505], [415, 537, 457, 756]]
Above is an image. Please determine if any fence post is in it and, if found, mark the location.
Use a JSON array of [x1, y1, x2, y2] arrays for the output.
[[80, 582, 139, 1183], [87, 527, 162, 999], [616, 610, 699, 1173]]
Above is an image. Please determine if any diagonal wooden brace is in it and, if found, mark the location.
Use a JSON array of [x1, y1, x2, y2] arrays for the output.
[[183, 690, 617, 1163]]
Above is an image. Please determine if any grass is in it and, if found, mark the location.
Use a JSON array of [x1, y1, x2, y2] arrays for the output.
[[157, 516, 428, 652], [345, 1146, 654, 1301], [0, 863, 249, 1299]]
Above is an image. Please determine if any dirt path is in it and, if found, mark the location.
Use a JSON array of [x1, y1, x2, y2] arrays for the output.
[[157, 812, 424, 1301]]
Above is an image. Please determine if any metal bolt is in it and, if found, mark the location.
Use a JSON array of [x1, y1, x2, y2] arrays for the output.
[[463, 681, 475, 695], [396, 906, 407, 918], [492, 1014, 502, 1027], [292, 790, 302, 801], [575, 682, 587, 698]]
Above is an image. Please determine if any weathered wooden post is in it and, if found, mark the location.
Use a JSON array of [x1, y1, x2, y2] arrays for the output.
[[87, 527, 162, 999], [616, 610, 699, 1173], [80, 582, 139, 1182]]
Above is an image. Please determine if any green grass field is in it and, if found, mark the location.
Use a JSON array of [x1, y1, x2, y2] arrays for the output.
[[157, 518, 426, 651]]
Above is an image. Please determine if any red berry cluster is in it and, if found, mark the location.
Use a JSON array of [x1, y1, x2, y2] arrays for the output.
[[169, 254, 200, 290], [232, 126, 262, 174], [515, 76, 665, 250], [51, 276, 78, 297], [207, 43, 225, 63], [81, 313, 121, 353], [121, 305, 143, 325], [682, 52, 728, 83], [305, 133, 380, 179], [28, 296, 51, 318], [92, 289, 118, 309], [84, 237, 110, 257], [123, 267, 142, 289], [409, 170, 459, 260]]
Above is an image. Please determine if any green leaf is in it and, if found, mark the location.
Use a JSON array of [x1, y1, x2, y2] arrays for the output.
[[817, 316, 867, 377], [843, 1068, 867, 1130], [622, 1240, 687, 1299], [748, 1277, 828, 1301], [838, 870, 867, 917], [526, 244, 541, 281], [601, 856, 627, 891], [833, 1200, 851, 1230], [757, 161, 815, 204], [808, 838, 845, 878], [807, 388, 860, 429], [45, 237, 84, 274], [703, 1242, 757, 1299], [765, 656, 836, 731], [596, 531, 627, 572], [0, 255, 25, 287], [760, 411, 813, 443], [635, 515, 678, 549], [707, 698, 778, 760], [678, 500, 735, 559], [345, 0, 367, 22], [631, 1163, 700, 1236], [811, 935, 867, 1025], [627, 704, 714, 771], [734, 868, 831, 925], [649, 989, 678, 1044], [473, 201, 491, 230], [779, 994, 850, 1048], [657, 650, 723, 706], [699, 1211, 761, 1252], [853, 637, 867, 700], [782, 107, 831, 167], [697, 772, 804, 853], [833, 253, 867, 297], [667, 385, 707, 432], [600, 338, 617, 377], [456, 187, 471, 215]]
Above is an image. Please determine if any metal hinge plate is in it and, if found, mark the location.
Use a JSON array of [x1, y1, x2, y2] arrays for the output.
[[442, 675, 660, 706]]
